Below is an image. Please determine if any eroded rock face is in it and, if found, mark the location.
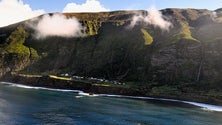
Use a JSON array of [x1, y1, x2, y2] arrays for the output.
[[0, 9, 222, 85]]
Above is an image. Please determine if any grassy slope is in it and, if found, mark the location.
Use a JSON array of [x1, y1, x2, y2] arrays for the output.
[[1, 9, 222, 104]]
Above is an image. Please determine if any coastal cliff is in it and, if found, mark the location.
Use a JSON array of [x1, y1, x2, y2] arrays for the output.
[[1, 8, 222, 104]]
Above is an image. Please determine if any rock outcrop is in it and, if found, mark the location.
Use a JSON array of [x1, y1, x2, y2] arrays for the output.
[[1, 8, 222, 94]]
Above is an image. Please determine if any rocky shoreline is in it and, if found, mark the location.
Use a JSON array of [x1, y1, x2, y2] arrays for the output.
[[1, 74, 222, 106]]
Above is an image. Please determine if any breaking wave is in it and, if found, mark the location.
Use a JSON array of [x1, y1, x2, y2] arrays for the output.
[[0, 82, 81, 93], [1, 82, 222, 112]]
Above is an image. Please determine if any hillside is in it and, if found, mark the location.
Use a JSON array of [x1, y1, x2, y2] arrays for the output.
[[1, 8, 222, 104]]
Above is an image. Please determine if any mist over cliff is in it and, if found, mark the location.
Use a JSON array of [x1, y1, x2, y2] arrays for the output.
[[1, 8, 222, 87]]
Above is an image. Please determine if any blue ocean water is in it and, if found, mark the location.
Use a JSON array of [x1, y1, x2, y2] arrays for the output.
[[0, 82, 222, 125]]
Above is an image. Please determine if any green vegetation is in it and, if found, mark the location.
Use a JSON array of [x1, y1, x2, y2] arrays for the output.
[[0, 26, 39, 59], [83, 20, 101, 35], [140, 28, 153, 45], [173, 21, 199, 42], [93, 83, 111, 87], [5, 43, 29, 56], [0, 25, 40, 75], [1, 9, 222, 104], [3, 26, 29, 55], [64, 11, 131, 36], [29, 48, 39, 61], [17, 73, 42, 78], [7, 26, 28, 44], [0, 26, 40, 61], [49, 75, 72, 81]]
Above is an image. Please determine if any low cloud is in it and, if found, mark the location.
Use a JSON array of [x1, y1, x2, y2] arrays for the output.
[[0, 0, 44, 27], [211, 11, 217, 20], [63, 0, 109, 13], [130, 6, 172, 30], [27, 14, 83, 39]]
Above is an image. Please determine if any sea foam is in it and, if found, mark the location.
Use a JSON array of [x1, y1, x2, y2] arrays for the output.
[[1, 82, 222, 112], [0, 82, 81, 93]]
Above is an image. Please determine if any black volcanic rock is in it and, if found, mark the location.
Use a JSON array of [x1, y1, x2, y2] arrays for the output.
[[0, 8, 222, 88]]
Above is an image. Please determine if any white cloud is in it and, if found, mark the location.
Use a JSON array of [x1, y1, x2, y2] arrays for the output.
[[0, 0, 44, 27], [27, 14, 83, 39], [211, 11, 217, 20], [130, 6, 172, 31], [63, 0, 109, 13]]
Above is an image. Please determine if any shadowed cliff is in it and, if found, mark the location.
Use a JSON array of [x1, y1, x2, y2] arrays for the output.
[[1, 8, 222, 96]]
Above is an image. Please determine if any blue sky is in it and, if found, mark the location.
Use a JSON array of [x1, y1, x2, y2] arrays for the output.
[[0, 0, 222, 27], [23, 0, 222, 12]]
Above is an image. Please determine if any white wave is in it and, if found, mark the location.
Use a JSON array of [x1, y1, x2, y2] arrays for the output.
[[98, 94, 222, 112], [78, 91, 98, 97], [0, 82, 81, 93], [182, 101, 222, 112], [11, 84, 37, 89], [1, 82, 222, 112], [75, 96, 84, 98]]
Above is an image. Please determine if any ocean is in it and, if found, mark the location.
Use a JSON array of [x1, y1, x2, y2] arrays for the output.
[[0, 82, 222, 125]]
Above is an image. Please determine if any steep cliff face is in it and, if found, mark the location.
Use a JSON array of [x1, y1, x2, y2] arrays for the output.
[[0, 26, 39, 76], [0, 9, 222, 87]]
